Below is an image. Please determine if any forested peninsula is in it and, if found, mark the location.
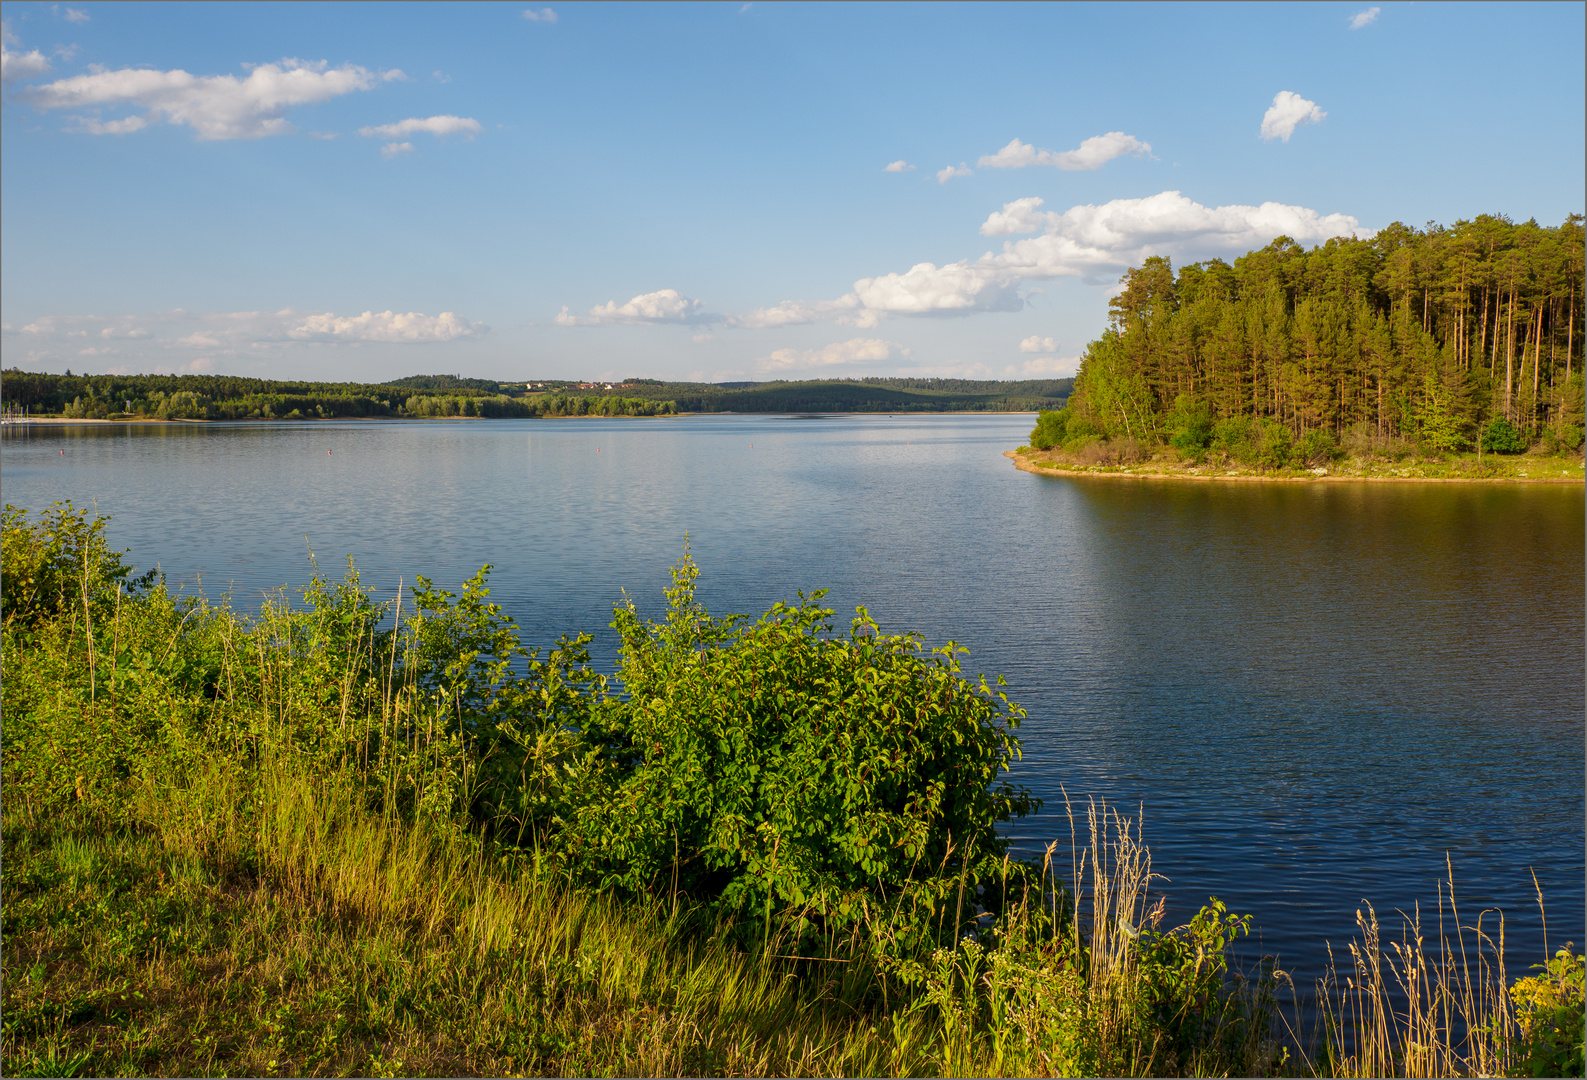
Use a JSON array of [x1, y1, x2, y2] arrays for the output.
[[0, 371, 1071, 421], [1015, 214, 1586, 481]]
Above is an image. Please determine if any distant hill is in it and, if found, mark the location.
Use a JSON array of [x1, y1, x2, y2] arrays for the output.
[[585, 377, 1072, 413], [2, 370, 1069, 418]]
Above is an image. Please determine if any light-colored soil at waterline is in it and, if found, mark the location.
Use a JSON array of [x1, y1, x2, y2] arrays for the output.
[[1005, 448, 1585, 484]]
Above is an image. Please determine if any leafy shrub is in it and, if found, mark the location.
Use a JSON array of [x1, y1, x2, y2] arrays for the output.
[[1061, 415, 1103, 452], [1211, 416, 1253, 461], [1509, 946, 1586, 1078], [1481, 417, 1527, 454], [1165, 395, 1213, 453], [1252, 419, 1292, 469], [1, 503, 155, 629], [1029, 408, 1070, 450], [1295, 429, 1341, 466], [557, 550, 1039, 954]]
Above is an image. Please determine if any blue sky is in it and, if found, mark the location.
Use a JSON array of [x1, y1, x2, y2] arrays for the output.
[[2, 1, 1582, 384]]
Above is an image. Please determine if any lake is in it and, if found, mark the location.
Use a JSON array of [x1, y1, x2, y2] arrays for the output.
[[3, 414, 1582, 988]]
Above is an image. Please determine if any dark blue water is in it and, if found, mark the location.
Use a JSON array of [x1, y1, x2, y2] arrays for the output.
[[3, 415, 1582, 988]]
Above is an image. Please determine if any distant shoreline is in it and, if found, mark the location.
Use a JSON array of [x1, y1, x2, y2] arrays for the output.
[[1004, 448, 1584, 485], [4, 411, 1043, 427]]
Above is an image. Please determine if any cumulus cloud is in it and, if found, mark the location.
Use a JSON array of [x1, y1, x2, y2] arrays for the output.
[[19, 58, 400, 140], [1019, 335, 1057, 353], [523, 7, 557, 21], [732, 296, 877, 330], [64, 7, 90, 23], [289, 309, 482, 343], [980, 196, 1051, 238], [852, 261, 1023, 316], [884, 159, 914, 173], [9, 308, 486, 363], [2, 23, 52, 83], [381, 140, 414, 159], [720, 191, 1370, 332], [758, 337, 906, 372], [1260, 91, 1326, 142], [1349, 6, 1380, 29], [554, 288, 719, 326], [978, 132, 1152, 172], [936, 163, 972, 184], [358, 114, 481, 139]]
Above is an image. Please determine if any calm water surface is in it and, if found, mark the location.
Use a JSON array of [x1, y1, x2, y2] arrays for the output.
[[4, 415, 1582, 986]]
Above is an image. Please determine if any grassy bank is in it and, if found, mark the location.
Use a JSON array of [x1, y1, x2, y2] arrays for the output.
[[1006, 445, 1584, 483], [3, 504, 1580, 1077]]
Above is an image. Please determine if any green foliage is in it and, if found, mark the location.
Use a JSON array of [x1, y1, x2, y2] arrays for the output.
[[1061, 214, 1584, 452], [1, 503, 156, 629], [559, 548, 1039, 954], [1030, 407, 1071, 450], [1509, 947, 1586, 1078], [1295, 428, 1341, 466], [1482, 417, 1527, 454], [6, 503, 1575, 1077], [1165, 395, 1213, 453]]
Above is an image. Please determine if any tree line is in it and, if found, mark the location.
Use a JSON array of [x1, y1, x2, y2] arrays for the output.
[[1063, 214, 1585, 453], [1, 370, 1071, 419], [0, 371, 675, 420], [602, 377, 1074, 414]]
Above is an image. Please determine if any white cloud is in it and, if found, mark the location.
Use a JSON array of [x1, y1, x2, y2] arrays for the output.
[[852, 260, 1023, 316], [1019, 335, 1057, 353], [980, 196, 1050, 238], [2, 23, 52, 83], [63, 7, 90, 23], [358, 114, 481, 139], [10, 308, 487, 359], [936, 162, 972, 184], [554, 288, 718, 326], [721, 190, 1370, 332], [19, 58, 399, 140], [1259, 91, 1326, 142], [71, 114, 148, 135], [884, 159, 914, 173], [1349, 6, 1380, 29], [381, 140, 414, 159], [732, 296, 877, 330], [523, 7, 558, 22], [758, 337, 905, 372], [978, 132, 1152, 172], [288, 309, 482, 343]]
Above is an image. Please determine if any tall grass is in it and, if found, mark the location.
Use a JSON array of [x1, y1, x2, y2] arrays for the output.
[[1317, 864, 1583, 1078]]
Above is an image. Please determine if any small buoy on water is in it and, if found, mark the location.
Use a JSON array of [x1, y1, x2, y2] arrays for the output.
[[60, 449, 65, 454]]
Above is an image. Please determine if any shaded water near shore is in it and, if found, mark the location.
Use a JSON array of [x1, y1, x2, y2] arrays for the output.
[[3, 415, 1582, 989]]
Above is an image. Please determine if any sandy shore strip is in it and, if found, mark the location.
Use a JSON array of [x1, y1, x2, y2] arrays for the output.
[[1005, 449, 1583, 485]]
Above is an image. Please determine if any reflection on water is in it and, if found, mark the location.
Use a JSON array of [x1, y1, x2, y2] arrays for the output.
[[3, 416, 1581, 985]]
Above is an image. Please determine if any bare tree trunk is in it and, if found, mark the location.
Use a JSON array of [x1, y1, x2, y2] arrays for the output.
[[1569, 283, 1576, 382], [1505, 286, 1515, 420]]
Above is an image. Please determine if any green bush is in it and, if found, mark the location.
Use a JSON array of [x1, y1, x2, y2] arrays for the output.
[[1211, 416, 1253, 461], [1030, 408, 1071, 450], [1165, 396, 1213, 453], [558, 550, 1039, 955], [1481, 417, 1527, 454], [1295, 429, 1340, 466], [1252, 419, 1293, 469], [1, 503, 156, 630]]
